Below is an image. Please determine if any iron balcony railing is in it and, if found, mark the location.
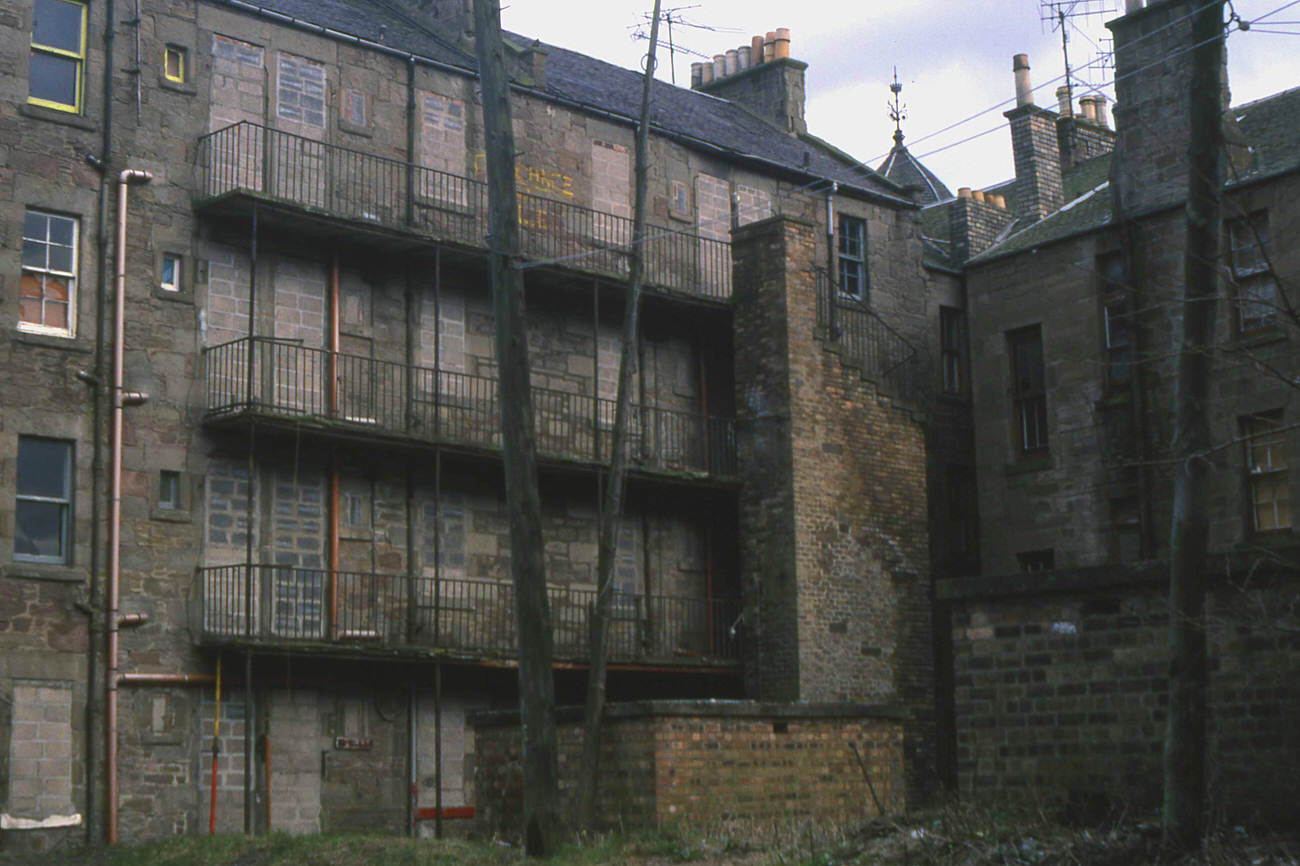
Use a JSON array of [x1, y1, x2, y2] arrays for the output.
[[815, 270, 924, 404], [195, 121, 732, 299], [204, 337, 737, 479], [195, 564, 742, 664]]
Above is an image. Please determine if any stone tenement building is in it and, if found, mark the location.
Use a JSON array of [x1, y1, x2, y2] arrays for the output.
[[888, 0, 1299, 818], [0, 0, 938, 847]]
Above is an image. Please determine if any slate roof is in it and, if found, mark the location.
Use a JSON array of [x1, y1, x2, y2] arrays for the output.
[[876, 137, 953, 205], [966, 85, 1300, 266], [213, 0, 906, 203]]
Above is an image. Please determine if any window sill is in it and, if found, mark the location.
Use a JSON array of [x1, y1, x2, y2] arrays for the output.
[[11, 330, 94, 354], [150, 508, 192, 523], [153, 286, 194, 304], [20, 102, 98, 132], [338, 120, 372, 138], [158, 77, 198, 97], [937, 391, 970, 405], [2, 562, 88, 583], [1006, 455, 1051, 476], [1234, 328, 1287, 350]]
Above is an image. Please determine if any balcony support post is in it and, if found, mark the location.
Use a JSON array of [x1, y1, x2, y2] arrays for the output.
[[405, 55, 416, 229], [242, 650, 253, 834], [433, 247, 441, 440]]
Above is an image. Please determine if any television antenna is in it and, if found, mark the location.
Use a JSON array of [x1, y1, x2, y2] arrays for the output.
[[630, 4, 741, 85], [1040, 0, 1115, 115]]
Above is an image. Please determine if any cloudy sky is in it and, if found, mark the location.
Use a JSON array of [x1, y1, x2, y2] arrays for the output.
[[503, 0, 1300, 191]]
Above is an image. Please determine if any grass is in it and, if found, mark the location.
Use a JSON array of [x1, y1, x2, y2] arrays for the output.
[[3, 801, 1296, 866]]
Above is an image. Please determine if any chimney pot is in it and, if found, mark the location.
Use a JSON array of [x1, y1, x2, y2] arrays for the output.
[[725, 49, 739, 76], [764, 31, 776, 62], [774, 27, 791, 59], [972, 189, 987, 203], [713, 54, 726, 79], [1013, 54, 1033, 107], [700, 62, 714, 84], [1055, 86, 1071, 115], [1093, 95, 1110, 129], [1079, 95, 1099, 123], [958, 187, 973, 199], [691, 62, 703, 89], [737, 44, 752, 71], [751, 35, 765, 65], [991, 193, 1006, 209]]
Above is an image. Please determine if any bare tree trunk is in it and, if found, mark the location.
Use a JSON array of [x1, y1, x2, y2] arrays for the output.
[[1163, 0, 1224, 851], [472, 0, 559, 855], [575, 0, 662, 830]]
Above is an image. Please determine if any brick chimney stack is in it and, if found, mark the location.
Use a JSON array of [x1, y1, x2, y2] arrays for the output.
[[693, 28, 807, 135], [1004, 54, 1064, 221]]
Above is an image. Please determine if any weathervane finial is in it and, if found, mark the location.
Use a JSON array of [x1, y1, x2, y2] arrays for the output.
[[889, 66, 907, 147]]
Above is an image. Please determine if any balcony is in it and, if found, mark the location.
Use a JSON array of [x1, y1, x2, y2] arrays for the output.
[[203, 337, 738, 481], [195, 564, 742, 667], [195, 121, 732, 300]]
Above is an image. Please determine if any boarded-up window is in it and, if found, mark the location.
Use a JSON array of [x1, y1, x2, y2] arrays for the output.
[[734, 183, 772, 226], [695, 173, 732, 296], [342, 88, 367, 128], [276, 52, 326, 127], [7, 683, 75, 821]]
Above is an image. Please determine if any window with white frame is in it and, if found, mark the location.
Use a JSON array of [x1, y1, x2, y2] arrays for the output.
[[15, 436, 74, 564], [1229, 213, 1278, 333], [1243, 412, 1290, 532], [20, 210, 78, 336]]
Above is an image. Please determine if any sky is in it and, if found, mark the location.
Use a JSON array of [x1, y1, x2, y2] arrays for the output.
[[502, 0, 1300, 191]]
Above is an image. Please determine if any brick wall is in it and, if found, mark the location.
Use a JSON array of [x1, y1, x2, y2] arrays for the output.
[[472, 701, 905, 835], [940, 567, 1300, 822], [1005, 105, 1063, 221], [732, 215, 935, 799]]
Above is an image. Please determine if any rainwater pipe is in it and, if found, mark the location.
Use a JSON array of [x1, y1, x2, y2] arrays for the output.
[[106, 167, 153, 845], [825, 182, 838, 337], [210, 657, 222, 835]]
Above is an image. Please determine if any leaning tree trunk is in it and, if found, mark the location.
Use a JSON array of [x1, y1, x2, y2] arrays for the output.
[[472, 0, 559, 855], [1163, 0, 1224, 852], [575, 0, 663, 830]]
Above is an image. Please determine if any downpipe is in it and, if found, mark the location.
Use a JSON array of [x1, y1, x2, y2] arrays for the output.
[[106, 168, 152, 845]]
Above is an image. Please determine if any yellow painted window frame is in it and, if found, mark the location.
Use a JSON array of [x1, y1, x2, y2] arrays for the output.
[[164, 45, 185, 83], [28, 0, 88, 114]]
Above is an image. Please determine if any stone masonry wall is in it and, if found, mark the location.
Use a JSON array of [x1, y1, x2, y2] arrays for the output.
[[941, 568, 1300, 824], [472, 702, 905, 836]]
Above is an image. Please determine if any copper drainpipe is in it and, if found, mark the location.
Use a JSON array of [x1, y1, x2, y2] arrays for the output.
[[106, 168, 152, 845]]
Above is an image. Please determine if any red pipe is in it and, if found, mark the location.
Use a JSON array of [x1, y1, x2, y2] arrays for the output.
[[415, 805, 475, 821], [107, 168, 152, 845]]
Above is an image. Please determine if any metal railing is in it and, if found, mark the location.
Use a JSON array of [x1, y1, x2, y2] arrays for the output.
[[815, 270, 924, 403], [196, 121, 732, 299], [204, 337, 737, 478], [195, 564, 742, 664]]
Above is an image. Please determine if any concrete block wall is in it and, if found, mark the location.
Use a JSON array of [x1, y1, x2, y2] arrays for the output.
[[5, 684, 74, 821]]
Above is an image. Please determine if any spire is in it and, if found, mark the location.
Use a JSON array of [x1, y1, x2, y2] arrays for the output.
[[889, 66, 906, 147]]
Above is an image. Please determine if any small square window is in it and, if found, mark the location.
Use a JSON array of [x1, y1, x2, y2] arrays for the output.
[[164, 45, 186, 83], [342, 88, 367, 128], [158, 470, 181, 510], [160, 252, 181, 292]]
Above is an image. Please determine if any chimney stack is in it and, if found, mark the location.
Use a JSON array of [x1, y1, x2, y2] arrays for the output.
[[1004, 53, 1064, 221], [1108, 0, 1237, 212], [694, 27, 808, 135]]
